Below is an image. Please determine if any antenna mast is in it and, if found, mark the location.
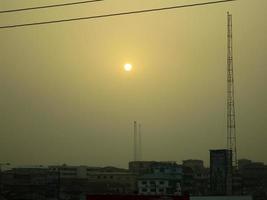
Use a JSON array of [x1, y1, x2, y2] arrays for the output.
[[138, 123, 142, 161], [133, 121, 137, 161], [227, 12, 237, 168]]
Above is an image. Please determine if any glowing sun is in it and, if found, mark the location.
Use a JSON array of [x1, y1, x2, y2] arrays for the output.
[[124, 63, 132, 72]]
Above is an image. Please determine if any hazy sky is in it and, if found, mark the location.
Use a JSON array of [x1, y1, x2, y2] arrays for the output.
[[0, 0, 266, 168]]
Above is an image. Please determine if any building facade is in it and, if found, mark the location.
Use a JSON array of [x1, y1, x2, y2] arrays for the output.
[[136, 161, 183, 196], [210, 149, 232, 195], [1, 166, 58, 200], [182, 160, 209, 195]]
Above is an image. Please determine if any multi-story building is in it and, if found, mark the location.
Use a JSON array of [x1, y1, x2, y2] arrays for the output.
[[210, 149, 232, 195], [129, 161, 156, 175], [238, 159, 252, 170], [182, 160, 209, 195], [86, 167, 137, 194], [49, 164, 89, 179], [182, 166, 194, 195], [183, 160, 204, 172], [238, 160, 267, 199], [136, 161, 183, 196], [1, 165, 137, 199], [232, 169, 242, 195], [1, 166, 58, 200], [49, 165, 137, 197], [138, 174, 182, 196]]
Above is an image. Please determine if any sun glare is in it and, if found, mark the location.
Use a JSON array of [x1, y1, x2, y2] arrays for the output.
[[124, 63, 132, 72]]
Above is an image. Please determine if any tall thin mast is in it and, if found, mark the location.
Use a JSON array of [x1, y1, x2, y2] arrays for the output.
[[138, 123, 142, 161], [134, 121, 137, 161], [227, 12, 237, 168]]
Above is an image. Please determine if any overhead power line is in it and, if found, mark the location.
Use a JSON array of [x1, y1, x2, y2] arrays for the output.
[[0, 0, 236, 30], [0, 0, 104, 14]]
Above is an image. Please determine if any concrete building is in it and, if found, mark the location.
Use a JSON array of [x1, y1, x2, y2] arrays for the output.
[[129, 161, 156, 175], [1, 165, 137, 199], [136, 161, 183, 196], [1, 166, 58, 200], [183, 160, 204, 172], [182, 166, 195, 195], [182, 160, 209, 195], [238, 159, 252, 170], [138, 174, 182, 196], [210, 149, 232, 195], [86, 170, 137, 194], [49, 165, 88, 179], [49, 165, 137, 196], [238, 160, 267, 199]]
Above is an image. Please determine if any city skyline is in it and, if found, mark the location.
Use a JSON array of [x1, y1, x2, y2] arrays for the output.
[[0, 0, 266, 168]]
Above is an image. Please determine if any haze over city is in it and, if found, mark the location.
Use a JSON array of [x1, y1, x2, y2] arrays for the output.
[[0, 0, 266, 168]]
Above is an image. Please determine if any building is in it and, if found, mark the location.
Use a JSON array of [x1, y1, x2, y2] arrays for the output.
[[182, 166, 195, 195], [1, 165, 137, 199], [86, 167, 137, 194], [49, 165, 137, 198], [138, 174, 182, 196], [182, 160, 209, 195], [238, 160, 267, 199], [238, 159, 252, 170], [49, 164, 89, 179], [137, 162, 183, 196], [183, 160, 204, 172], [129, 161, 156, 175], [210, 149, 232, 195], [232, 169, 242, 195], [1, 166, 58, 200]]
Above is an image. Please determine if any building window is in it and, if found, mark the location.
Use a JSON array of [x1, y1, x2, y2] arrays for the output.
[[150, 181, 155, 185], [159, 181, 164, 185], [61, 168, 77, 171], [142, 181, 147, 185], [166, 188, 172, 194], [62, 172, 76, 176], [142, 188, 147, 192]]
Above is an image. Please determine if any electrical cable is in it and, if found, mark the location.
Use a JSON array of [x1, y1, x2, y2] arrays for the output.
[[0, 0, 236, 30], [0, 0, 104, 14]]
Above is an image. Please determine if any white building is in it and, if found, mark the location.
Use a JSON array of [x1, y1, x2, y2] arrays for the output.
[[138, 162, 183, 196], [138, 174, 182, 196]]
